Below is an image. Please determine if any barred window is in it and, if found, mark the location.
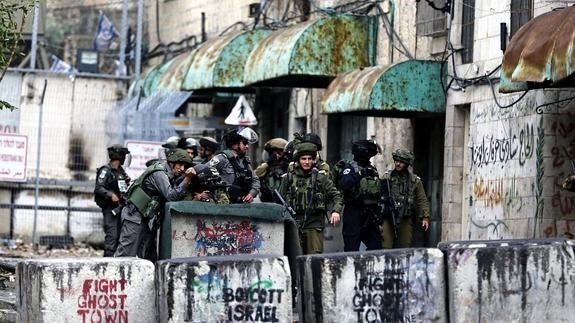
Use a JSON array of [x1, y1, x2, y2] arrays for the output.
[[510, 0, 533, 38], [461, 0, 475, 64], [416, 0, 448, 37]]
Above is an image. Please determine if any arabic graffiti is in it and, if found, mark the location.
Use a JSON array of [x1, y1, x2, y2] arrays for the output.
[[470, 122, 534, 168], [193, 219, 264, 256]]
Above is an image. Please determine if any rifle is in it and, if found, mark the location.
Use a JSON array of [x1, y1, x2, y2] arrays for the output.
[[380, 178, 400, 241], [273, 188, 296, 219], [303, 168, 319, 229]]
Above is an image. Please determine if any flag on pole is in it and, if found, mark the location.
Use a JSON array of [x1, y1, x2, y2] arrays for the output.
[[49, 55, 77, 78], [93, 11, 119, 52]]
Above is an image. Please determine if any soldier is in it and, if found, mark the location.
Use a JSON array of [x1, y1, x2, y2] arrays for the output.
[[179, 137, 199, 159], [255, 138, 288, 202], [186, 163, 230, 204], [94, 145, 131, 257], [279, 141, 343, 254], [115, 149, 196, 261], [287, 132, 331, 176], [380, 149, 430, 249], [335, 139, 383, 251], [199, 136, 219, 164], [209, 127, 260, 204]]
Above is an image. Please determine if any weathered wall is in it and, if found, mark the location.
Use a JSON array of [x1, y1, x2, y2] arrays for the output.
[[441, 239, 575, 322], [17, 258, 156, 323], [156, 255, 292, 322], [297, 248, 446, 322]]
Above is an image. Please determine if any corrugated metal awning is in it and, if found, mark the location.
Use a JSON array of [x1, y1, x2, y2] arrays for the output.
[[321, 60, 446, 117], [244, 14, 377, 88], [500, 6, 575, 93], [155, 52, 197, 92], [181, 29, 272, 91]]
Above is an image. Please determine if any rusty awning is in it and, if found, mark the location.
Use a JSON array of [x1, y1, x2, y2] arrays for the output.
[[500, 6, 575, 93], [181, 29, 272, 91], [321, 60, 446, 117], [155, 51, 197, 92], [244, 14, 377, 88]]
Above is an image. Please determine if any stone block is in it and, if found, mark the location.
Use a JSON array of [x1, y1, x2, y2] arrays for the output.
[[157, 254, 292, 323], [16, 258, 155, 323], [440, 239, 575, 322], [297, 248, 447, 323]]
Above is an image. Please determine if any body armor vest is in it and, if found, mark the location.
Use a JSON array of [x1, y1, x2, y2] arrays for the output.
[[125, 162, 165, 218], [260, 164, 285, 202], [383, 171, 415, 219], [285, 168, 326, 214], [221, 150, 253, 203]]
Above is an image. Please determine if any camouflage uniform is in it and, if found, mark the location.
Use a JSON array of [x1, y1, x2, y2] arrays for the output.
[[380, 149, 430, 248], [256, 138, 288, 202], [184, 164, 230, 204], [280, 142, 343, 254]]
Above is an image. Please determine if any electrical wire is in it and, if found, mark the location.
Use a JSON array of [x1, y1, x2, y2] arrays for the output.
[[486, 76, 529, 109]]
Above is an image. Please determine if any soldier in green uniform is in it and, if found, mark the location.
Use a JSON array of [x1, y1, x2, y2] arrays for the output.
[[185, 163, 230, 204], [255, 138, 288, 202], [286, 132, 331, 176], [279, 142, 343, 254], [380, 149, 430, 248], [199, 137, 219, 164]]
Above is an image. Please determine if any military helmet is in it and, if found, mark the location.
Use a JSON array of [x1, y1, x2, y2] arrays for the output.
[[166, 148, 194, 166], [352, 139, 379, 158], [199, 137, 219, 152], [223, 127, 259, 147], [392, 148, 414, 165], [162, 136, 180, 149], [107, 144, 130, 161], [181, 137, 198, 149], [283, 140, 295, 161], [264, 138, 288, 152], [293, 142, 318, 159], [302, 133, 322, 151], [193, 163, 219, 182]]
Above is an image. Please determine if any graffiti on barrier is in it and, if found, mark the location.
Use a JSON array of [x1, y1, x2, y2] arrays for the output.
[[194, 219, 264, 256], [470, 123, 534, 168], [76, 278, 129, 323]]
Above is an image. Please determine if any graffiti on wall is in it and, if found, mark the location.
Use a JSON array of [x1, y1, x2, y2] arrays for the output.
[[76, 278, 129, 323], [193, 219, 264, 256], [472, 175, 523, 211], [470, 122, 534, 169]]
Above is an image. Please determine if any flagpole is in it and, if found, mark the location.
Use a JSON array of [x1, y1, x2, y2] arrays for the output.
[[119, 0, 128, 76], [135, 0, 144, 79], [30, 2, 40, 70]]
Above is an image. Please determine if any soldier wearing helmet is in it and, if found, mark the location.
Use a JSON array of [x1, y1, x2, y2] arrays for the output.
[[184, 163, 230, 204], [199, 137, 219, 163], [115, 148, 197, 261], [178, 137, 199, 159], [334, 139, 383, 251], [380, 148, 430, 249], [209, 127, 260, 204], [279, 141, 342, 254], [94, 144, 131, 257], [255, 138, 288, 202], [287, 132, 331, 177]]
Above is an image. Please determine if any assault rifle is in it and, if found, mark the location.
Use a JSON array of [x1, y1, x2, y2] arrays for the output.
[[273, 189, 296, 219], [380, 179, 400, 241]]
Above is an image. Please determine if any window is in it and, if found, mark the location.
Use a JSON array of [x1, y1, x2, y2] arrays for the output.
[[510, 0, 533, 38], [461, 0, 475, 64], [416, 0, 448, 36]]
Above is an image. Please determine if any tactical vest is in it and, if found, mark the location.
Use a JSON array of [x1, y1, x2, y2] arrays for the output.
[[382, 170, 416, 218], [94, 164, 128, 208], [260, 164, 285, 202], [124, 162, 166, 218], [220, 150, 253, 202], [285, 168, 326, 214], [335, 160, 381, 205]]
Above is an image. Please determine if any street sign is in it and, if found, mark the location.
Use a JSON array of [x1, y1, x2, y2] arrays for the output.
[[0, 134, 27, 182], [124, 140, 163, 180], [224, 95, 257, 126]]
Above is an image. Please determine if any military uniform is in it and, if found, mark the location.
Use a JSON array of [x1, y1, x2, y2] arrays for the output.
[[210, 149, 260, 203], [280, 142, 343, 254], [115, 150, 192, 261], [338, 160, 383, 251], [184, 164, 230, 204], [380, 150, 430, 248], [256, 162, 287, 202]]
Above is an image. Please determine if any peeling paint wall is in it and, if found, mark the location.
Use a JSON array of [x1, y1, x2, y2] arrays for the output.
[[157, 255, 292, 323]]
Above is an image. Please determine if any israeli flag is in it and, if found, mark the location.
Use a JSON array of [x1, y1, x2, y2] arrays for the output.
[[93, 11, 118, 52], [50, 55, 77, 77]]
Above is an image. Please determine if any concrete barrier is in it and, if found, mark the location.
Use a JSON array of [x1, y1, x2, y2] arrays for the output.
[[16, 258, 155, 323], [157, 254, 292, 322], [297, 248, 447, 323], [159, 202, 296, 259], [440, 239, 575, 322]]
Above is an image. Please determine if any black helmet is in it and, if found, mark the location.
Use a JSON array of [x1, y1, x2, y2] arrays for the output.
[[352, 139, 379, 159], [180, 138, 198, 150], [107, 144, 130, 161], [199, 137, 219, 152], [166, 148, 194, 166], [193, 163, 219, 182], [223, 127, 259, 147], [302, 133, 322, 151]]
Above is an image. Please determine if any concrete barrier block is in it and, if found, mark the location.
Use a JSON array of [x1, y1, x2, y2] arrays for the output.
[[160, 202, 287, 259], [16, 258, 155, 323], [157, 254, 292, 323], [297, 248, 447, 323], [440, 239, 575, 322]]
